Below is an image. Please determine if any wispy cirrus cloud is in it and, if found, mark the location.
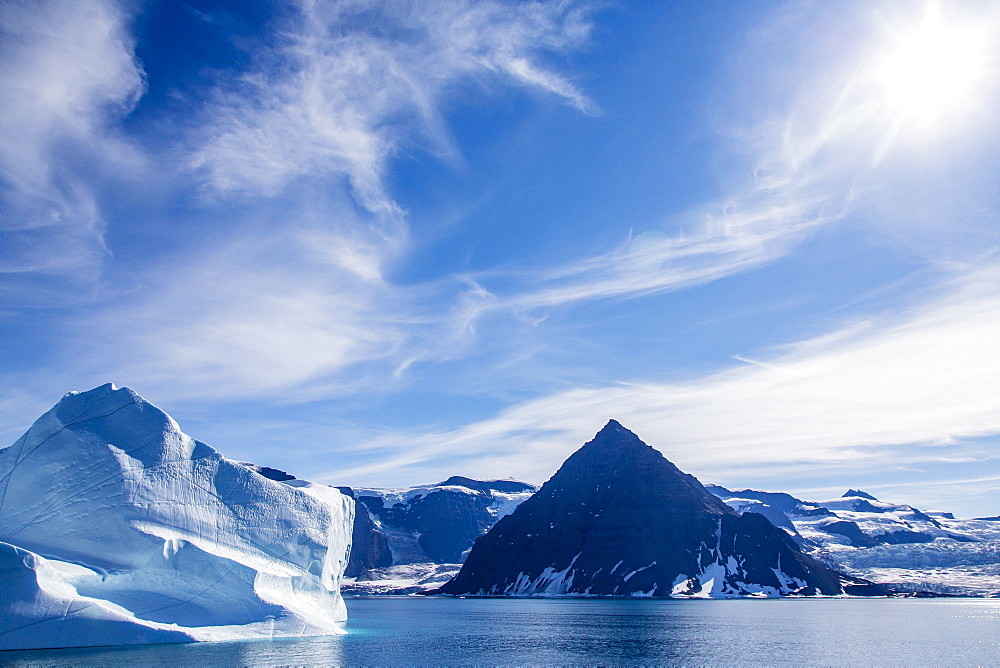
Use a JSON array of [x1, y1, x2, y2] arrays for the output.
[[190, 0, 594, 221], [38, 192, 409, 402], [0, 1, 144, 292], [501, 184, 849, 313], [4, 2, 997, 522], [324, 266, 1000, 501], [118, 0, 595, 397], [0, 0, 598, 412], [461, 1, 998, 320]]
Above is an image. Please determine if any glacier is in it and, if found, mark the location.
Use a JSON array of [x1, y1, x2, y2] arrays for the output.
[[709, 486, 1000, 596], [0, 384, 354, 651]]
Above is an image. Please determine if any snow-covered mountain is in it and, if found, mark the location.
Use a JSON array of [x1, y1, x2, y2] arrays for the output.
[[0, 384, 354, 651], [337, 477, 536, 594], [439, 421, 880, 597], [350, 476, 536, 564], [708, 486, 1000, 596]]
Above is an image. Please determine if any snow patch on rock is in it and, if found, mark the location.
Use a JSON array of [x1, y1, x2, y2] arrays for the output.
[[499, 553, 584, 595]]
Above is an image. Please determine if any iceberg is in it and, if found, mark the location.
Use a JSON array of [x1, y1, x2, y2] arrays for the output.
[[0, 384, 353, 650]]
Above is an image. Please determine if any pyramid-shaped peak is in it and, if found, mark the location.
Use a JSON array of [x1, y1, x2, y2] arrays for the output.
[[579, 420, 658, 459], [540, 420, 718, 519], [564, 421, 671, 475], [440, 415, 855, 598], [601, 418, 625, 431], [592, 419, 642, 441], [844, 489, 878, 501]]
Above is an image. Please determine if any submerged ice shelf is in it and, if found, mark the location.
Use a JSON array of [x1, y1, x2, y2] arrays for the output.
[[0, 384, 354, 651]]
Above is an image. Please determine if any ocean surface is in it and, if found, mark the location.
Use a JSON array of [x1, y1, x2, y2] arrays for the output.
[[4, 597, 1000, 666]]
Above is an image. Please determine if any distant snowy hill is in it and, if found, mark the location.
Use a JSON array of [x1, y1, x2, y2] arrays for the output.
[[439, 421, 880, 598], [0, 384, 354, 651], [351, 476, 536, 564], [708, 486, 1000, 596], [338, 476, 536, 595]]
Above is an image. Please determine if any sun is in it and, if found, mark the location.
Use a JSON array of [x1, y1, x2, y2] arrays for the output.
[[869, 2, 995, 131]]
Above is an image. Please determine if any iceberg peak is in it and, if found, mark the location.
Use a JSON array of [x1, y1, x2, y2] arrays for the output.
[[27, 383, 208, 470]]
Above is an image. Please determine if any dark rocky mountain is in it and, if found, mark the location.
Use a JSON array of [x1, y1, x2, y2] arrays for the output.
[[351, 478, 537, 565], [819, 520, 882, 548], [439, 420, 876, 597], [703, 485, 828, 545], [335, 487, 393, 577], [437, 475, 535, 495], [706, 485, 834, 519]]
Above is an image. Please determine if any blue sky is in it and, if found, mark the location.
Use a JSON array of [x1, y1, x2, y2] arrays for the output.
[[2, 0, 999, 517]]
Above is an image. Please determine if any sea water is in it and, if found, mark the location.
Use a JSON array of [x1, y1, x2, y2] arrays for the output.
[[4, 597, 999, 666]]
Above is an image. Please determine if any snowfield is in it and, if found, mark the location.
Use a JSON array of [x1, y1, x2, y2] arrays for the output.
[[825, 538, 1000, 597], [710, 486, 1000, 597], [0, 384, 354, 650], [342, 563, 462, 596]]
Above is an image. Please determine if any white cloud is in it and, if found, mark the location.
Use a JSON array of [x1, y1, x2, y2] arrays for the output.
[[77, 0, 597, 400], [190, 0, 593, 220], [461, 67, 854, 315], [0, 1, 144, 285], [324, 267, 1000, 496], [473, 0, 999, 318], [5, 1, 996, 520], [23, 191, 490, 405], [502, 186, 847, 312], [0, 0, 597, 411], [66, 211, 410, 401]]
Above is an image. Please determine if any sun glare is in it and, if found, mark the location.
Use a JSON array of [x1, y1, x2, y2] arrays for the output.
[[871, 3, 995, 130]]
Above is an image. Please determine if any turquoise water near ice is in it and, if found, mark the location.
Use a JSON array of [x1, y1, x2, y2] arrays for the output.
[[4, 597, 1000, 666]]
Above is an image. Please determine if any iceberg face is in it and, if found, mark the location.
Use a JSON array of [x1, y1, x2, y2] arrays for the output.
[[0, 384, 354, 650]]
